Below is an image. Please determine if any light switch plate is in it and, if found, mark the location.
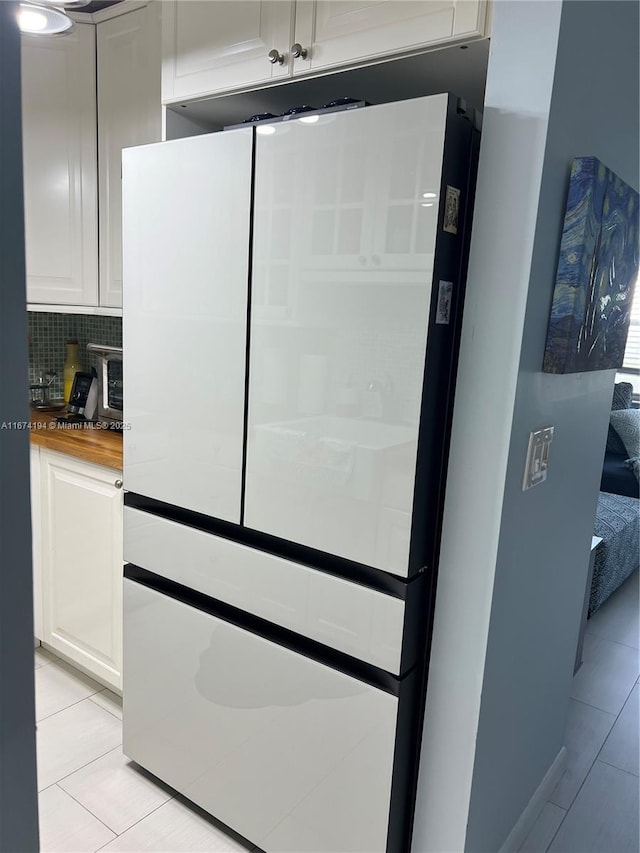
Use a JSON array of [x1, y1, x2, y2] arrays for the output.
[[523, 426, 554, 490]]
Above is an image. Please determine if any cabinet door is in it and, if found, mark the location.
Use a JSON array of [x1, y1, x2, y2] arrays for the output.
[[30, 446, 42, 641], [98, 5, 162, 309], [41, 451, 123, 689], [162, 0, 293, 103], [244, 96, 449, 574], [122, 130, 253, 523], [293, 0, 488, 75], [22, 25, 98, 306]]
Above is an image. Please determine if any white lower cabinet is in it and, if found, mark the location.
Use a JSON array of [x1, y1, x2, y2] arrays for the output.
[[40, 449, 123, 689], [124, 578, 398, 852], [30, 446, 42, 641]]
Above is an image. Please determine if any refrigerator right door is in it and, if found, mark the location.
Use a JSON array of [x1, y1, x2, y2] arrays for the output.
[[244, 94, 460, 576]]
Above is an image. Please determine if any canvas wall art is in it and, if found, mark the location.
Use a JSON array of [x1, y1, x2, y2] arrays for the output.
[[543, 157, 639, 374]]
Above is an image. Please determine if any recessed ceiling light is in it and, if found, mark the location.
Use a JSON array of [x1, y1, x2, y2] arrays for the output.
[[256, 125, 276, 136], [422, 192, 437, 199], [18, 3, 74, 35], [298, 115, 319, 124]]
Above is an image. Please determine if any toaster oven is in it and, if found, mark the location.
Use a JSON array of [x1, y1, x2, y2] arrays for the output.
[[87, 343, 123, 428]]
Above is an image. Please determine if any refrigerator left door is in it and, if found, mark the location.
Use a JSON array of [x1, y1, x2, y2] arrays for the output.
[[123, 129, 253, 523]]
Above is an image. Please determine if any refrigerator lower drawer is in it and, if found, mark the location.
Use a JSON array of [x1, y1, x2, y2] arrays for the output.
[[123, 578, 398, 853], [124, 506, 406, 674]]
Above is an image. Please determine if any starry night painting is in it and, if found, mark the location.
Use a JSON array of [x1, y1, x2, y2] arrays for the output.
[[543, 157, 639, 374]]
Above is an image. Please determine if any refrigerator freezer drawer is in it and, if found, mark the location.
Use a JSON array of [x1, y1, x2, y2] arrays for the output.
[[124, 506, 405, 674], [124, 578, 398, 853]]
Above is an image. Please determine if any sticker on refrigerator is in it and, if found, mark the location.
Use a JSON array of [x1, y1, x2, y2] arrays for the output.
[[436, 281, 453, 324], [443, 186, 461, 234]]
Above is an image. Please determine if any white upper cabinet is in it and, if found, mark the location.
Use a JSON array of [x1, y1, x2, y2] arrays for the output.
[[161, 0, 489, 103], [162, 0, 293, 103], [22, 25, 99, 306], [22, 5, 160, 310], [98, 4, 162, 308], [122, 130, 253, 523], [292, 0, 488, 75], [244, 96, 449, 575]]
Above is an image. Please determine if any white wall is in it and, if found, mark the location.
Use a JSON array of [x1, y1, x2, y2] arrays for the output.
[[412, 1, 639, 851], [0, 2, 40, 848]]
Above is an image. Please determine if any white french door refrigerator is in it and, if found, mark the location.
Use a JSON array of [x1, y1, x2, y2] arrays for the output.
[[122, 93, 479, 853]]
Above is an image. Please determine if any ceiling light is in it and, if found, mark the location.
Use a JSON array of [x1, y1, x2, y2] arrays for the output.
[[421, 202, 435, 208], [422, 192, 437, 199], [18, 3, 74, 35], [256, 125, 276, 136], [298, 115, 319, 124]]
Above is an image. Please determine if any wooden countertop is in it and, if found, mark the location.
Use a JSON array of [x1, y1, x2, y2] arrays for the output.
[[29, 411, 123, 471]]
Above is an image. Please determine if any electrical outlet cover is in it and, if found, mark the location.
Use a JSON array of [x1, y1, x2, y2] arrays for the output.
[[523, 427, 554, 490]]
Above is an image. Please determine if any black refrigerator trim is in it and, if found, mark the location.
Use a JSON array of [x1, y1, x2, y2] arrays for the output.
[[125, 491, 415, 600], [239, 127, 257, 526], [407, 94, 475, 579], [124, 564, 404, 697], [387, 568, 437, 853], [388, 105, 482, 853]]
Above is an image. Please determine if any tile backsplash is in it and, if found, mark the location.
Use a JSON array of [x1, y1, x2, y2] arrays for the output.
[[28, 313, 122, 399]]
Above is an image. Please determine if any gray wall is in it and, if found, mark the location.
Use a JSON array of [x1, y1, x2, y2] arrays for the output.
[[0, 3, 40, 850], [413, 3, 564, 849], [466, 1, 639, 850], [413, 1, 639, 851]]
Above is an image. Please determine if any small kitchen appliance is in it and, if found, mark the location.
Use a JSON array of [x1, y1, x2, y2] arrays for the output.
[[87, 343, 123, 428], [67, 370, 95, 416]]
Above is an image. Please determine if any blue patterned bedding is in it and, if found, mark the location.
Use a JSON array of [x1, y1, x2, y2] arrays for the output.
[[591, 492, 640, 615]]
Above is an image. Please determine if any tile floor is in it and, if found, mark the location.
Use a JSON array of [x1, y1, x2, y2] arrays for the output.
[[519, 569, 640, 853], [35, 570, 639, 853], [34, 647, 255, 852]]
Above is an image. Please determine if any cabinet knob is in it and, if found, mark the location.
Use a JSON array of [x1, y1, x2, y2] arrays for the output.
[[268, 49, 286, 65], [114, 479, 123, 489], [291, 43, 308, 60]]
